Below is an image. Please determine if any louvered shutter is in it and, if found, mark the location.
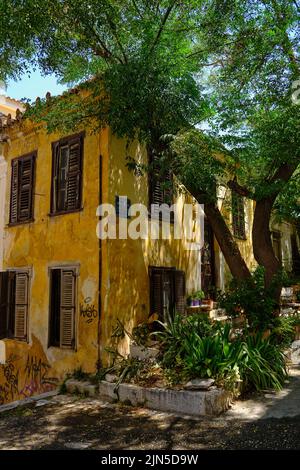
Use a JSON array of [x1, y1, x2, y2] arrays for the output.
[[60, 270, 75, 348], [18, 156, 35, 221], [14, 272, 28, 340], [0, 272, 9, 339], [65, 137, 82, 211], [149, 153, 173, 219], [10, 160, 19, 223], [51, 143, 59, 213], [174, 270, 186, 315], [149, 269, 163, 320]]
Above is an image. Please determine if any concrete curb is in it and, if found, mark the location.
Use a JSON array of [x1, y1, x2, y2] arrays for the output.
[[0, 390, 58, 413], [65, 379, 232, 416]]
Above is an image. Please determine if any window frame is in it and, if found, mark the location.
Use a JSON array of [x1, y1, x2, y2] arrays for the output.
[[50, 132, 85, 217], [148, 152, 174, 223], [0, 268, 30, 342], [48, 265, 78, 350], [149, 266, 186, 321], [8, 152, 36, 226]]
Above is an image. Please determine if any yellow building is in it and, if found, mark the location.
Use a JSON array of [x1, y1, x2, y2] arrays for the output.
[[0, 95, 202, 405], [0, 89, 299, 406]]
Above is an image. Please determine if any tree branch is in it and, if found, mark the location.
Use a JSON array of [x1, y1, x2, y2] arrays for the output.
[[149, 0, 177, 54], [227, 178, 252, 198]]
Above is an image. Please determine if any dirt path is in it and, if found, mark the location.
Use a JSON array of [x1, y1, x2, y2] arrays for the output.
[[0, 367, 300, 450]]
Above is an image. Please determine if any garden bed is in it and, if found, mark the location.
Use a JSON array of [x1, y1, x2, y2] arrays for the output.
[[65, 378, 233, 416]]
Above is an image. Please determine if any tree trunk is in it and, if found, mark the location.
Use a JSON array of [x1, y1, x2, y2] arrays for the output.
[[204, 202, 252, 281], [252, 198, 281, 305]]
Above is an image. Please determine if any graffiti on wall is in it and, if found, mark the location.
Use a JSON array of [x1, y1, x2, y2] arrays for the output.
[[0, 351, 58, 405], [0, 355, 19, 405], [80, 297, 97, 324], [19, 355, 58, 399]]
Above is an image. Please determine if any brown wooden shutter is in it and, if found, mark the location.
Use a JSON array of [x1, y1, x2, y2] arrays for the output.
[[51, 142, 59, 213], [149, 153, 173, 219], [18, 156, 35, 221], [60, 270, 75, 348], [174, 270, 186, 315], [0, 272, 9, 339], [14, 272, 28, 340], [10, 160, 19, 223], [65, 137, 82, 211], [149, 268, 163, 320]]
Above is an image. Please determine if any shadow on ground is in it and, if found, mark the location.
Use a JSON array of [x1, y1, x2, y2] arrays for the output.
[[0, 393, 299, 450]]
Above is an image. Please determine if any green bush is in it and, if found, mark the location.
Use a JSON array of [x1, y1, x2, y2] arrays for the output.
[[218, 267, 277, 329], [269, 316, 297, 348], [155, 313, 288, 392]]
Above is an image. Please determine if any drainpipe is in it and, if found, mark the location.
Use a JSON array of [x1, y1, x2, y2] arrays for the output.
[[97, 154, 103, 370], [0, 146, 7, 272]]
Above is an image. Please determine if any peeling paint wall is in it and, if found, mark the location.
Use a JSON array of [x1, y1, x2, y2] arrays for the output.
[[100, 134, 202, 361], [0, 120, 203, 402], [0, 153, 7, 271], [0, 120, 108, 404]]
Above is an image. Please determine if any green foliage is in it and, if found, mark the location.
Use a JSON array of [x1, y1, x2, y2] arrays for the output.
[[187, 290, 205, 302], [131, 323, 151, 347], [72, 366, 90, 381], [155, 313, 288, 392], [270, 315, 300, 348], [1, 0, 299, 296], [218, 267, 277, 329], [58, 379, 67, 395]]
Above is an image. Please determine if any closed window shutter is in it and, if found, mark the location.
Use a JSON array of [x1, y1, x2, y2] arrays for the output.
[[65, 138, 82, 211], [149, 154, 173, 219], [174, 270, 186, 314], [18, 157, 34, 221], [60, 270, 75, 348], [150, 269, 163, 320], [14, 272, 28, 340], [10, 160, 19, 223], [51, 143, 60, 213], [0, 272, 9, 339]]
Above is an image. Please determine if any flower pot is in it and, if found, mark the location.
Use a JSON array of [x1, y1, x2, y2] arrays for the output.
[[190, 299, 200, 307], [201, 299, 214, 311]]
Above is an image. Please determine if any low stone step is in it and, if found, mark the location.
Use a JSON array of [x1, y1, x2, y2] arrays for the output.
[[65, 379, 232, 417]]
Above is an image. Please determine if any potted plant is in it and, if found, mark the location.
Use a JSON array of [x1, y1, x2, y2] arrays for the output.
[[187, 290, 205, 307], [201, 296, 214, 311]]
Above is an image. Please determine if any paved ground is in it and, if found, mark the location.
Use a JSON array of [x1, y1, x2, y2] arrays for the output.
[[0, 367, 299, 450]]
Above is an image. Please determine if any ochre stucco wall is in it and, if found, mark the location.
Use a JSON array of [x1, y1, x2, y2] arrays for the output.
[[100, 134, 202, 361], [0, 122, 202, 402], [214, 191, 257, 290], [0, 121, 108, 405]]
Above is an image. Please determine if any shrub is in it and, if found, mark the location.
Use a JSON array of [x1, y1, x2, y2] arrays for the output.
[[218, 267, 277, 329], [269, 315, 297, 348], [155, 313, 288, 392]]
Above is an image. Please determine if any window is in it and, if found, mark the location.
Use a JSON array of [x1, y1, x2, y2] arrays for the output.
[[9, 153, 36, 224], [51, 133, 84, 215], [232, 192, 246, 239], [148, 153, 173, 220], [0, 270, 29, 341], [149, 267, 185, 322], [49, 268, 76, 349]]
